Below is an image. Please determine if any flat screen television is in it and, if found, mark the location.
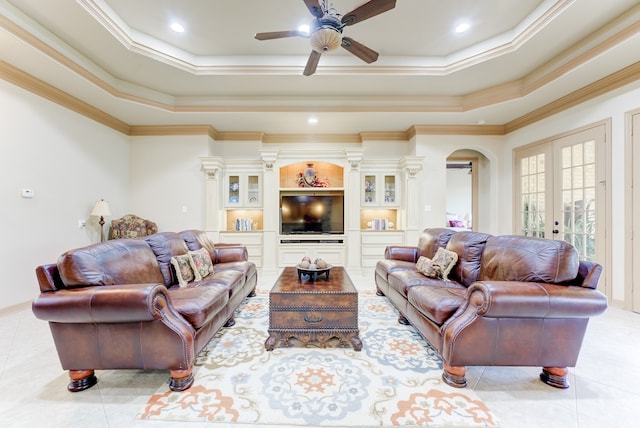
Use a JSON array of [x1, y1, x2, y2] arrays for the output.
[[280, 192, 344, 235]]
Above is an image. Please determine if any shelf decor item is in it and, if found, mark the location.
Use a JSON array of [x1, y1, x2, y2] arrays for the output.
[[297, 163, 330, 188]]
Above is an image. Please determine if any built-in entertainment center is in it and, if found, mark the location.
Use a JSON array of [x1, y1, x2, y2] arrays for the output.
[[201, 153, 424, 274]]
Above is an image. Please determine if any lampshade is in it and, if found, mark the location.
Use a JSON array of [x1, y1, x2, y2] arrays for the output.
[[310, 27, 342, 53], [91, 199, 112, 217]]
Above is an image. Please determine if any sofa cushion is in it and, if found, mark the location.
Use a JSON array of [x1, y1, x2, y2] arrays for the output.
[[388, 270, 463, 298], [446, 231, 493, 287], [202, 269, 246, 298], [213, 261, 256, 283], [189, 247, 214, 279], [479, 235, 579, 283], [145, 232, 190, 287], [408, 283, 467, 325], [168, 284, 229, 329], [417, 228, 456, 259], [170, 254, 199, 287], [57, 239, 165, 288], [180, 230, 217, 264]]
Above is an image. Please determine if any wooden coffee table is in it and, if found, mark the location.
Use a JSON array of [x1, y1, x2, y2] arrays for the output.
[[265, 266, 362, 351]]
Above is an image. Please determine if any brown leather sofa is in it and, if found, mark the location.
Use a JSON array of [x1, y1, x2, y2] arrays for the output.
[[375, 228, 608, 389], [32, 230, 257, 393]]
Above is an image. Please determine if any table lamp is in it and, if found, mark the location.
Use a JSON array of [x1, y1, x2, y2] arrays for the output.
[[91, 199, 111, 242]]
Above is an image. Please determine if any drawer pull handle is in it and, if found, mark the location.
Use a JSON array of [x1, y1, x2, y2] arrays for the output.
[[304, 315, 323, 324]]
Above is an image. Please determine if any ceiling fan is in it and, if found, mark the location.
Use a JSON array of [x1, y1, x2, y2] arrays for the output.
[[254, 0, 397, 76]]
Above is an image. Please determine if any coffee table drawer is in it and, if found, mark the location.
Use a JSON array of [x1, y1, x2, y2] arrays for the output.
[[270, 309, 357, 329]]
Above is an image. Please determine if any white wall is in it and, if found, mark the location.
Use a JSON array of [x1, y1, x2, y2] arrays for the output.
[[129, 134, 210, 232], [0, 80, 129, 309]]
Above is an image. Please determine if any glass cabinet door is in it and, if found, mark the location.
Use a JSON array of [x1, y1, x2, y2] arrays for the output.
[[228, 175, 240, 204], [247, 175, 260, 205], [363, 175, 376, 204], [384, 175, 396, 204]]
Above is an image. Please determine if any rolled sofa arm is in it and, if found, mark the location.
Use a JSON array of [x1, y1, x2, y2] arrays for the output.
[[464, 280, 608, 319], [32, 283, 170, 323], [215, 245, 248, 263], [384, 246, 419, 263]]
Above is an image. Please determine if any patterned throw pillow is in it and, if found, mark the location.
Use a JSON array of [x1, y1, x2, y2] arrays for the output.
[[416, 256, 443, 278], [431, 247, 459, 280], [170, 254, 200, 287], [189, 247, 214, 280]]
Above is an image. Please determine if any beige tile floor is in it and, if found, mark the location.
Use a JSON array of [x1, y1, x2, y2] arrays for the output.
[[1, 271, 639, 428]]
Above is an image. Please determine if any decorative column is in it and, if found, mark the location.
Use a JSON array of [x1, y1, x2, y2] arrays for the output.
[[260, 150, 278, 274], [400, 156, 424, 245], [345, 149, 364, 275], [201, 157, 224, 239]]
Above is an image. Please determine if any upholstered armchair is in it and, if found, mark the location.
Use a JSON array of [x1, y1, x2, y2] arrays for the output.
[[109, 214, 158, 239]]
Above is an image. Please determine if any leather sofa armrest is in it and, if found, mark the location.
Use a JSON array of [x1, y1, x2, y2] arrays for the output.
[[214, 245, 248, 263], [384, 246, 419, 262], [463, 280, 608, 319], [32, 283, 170, 323]]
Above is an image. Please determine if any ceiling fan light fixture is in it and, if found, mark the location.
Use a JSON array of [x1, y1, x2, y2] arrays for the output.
[[310, 27, 342, 53]]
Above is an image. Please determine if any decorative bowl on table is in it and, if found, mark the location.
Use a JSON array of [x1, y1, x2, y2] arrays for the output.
[[296, 263, 332, 281]]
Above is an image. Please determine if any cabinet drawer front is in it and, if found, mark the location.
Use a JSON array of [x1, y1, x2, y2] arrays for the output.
[[270, 309, 357, 329], [271, 294, 356, 308], [361, 232, 405, 245]]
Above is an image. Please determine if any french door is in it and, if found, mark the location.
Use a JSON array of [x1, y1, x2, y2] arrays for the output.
[[515, 123, 608, 289]]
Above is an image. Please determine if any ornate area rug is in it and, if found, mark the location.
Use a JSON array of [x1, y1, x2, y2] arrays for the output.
[[137, 293, 498, 427]]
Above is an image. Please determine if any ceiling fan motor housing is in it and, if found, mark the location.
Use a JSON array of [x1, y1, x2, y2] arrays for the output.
[[310, 15, 343, 52]]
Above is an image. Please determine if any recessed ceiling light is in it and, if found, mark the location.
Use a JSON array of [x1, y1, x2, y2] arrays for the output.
[[308, 117, 318, 125], [170, 23, 185, 33], [455, 22, 470, 33]]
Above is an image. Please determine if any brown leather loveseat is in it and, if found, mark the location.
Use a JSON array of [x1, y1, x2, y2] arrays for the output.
[[32, 230, 257, 393], [375, 228, 608, 389]]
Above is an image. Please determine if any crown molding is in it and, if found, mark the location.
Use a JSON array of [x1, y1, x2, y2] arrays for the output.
[[411, 125, 506, 136]]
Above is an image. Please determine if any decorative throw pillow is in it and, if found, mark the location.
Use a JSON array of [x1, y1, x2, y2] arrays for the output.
[[450, 219, 466, 228], [432, 247, 459, 280], [170, 254, 200, 287], [189, 247, 214, 280], [416, 256, 443, 278]]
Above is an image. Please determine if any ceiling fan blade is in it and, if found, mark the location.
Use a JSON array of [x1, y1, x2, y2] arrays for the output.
[[254, 30, 306, 40], [341, 0, 396, 26], [303, 0, 324, 18], [341, 37, 379, 63], [303, 50, 322, 76]]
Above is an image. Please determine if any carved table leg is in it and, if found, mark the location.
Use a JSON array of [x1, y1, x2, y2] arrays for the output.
[[265, 335, 277, 351], [67, 369, 97, 392], [169, 368, 194, 391], [442, 362, 468, 388], [350, 335, 363, 351], [540, 367, 570, 389]]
